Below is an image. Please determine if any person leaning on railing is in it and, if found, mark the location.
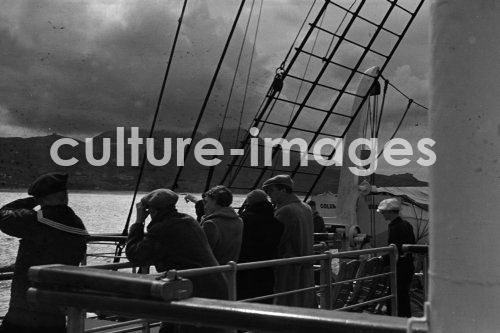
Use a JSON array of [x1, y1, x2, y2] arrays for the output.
[[0, 172, 88, 333], [125, 189, 228, 333], [199, 186, 243, 266], [237, 189, 283, 302]]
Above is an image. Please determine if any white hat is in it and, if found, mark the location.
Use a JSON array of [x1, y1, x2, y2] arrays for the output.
[[377, 198, 401, 212]]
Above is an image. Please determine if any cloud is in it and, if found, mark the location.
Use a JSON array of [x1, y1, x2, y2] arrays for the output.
[[0, 0, 430, 140], [0, 0, 271, 137]]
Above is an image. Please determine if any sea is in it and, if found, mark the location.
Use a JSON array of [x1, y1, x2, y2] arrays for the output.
[[0, 190, 247, 317]]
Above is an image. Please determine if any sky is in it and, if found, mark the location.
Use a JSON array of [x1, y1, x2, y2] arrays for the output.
[[0, 0, 431, 180]]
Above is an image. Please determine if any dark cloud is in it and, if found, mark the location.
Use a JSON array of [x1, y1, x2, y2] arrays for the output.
[[0, 0, 429, 140], [0, 0, 271, 137]]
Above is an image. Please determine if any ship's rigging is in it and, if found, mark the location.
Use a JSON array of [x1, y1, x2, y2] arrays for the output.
[[116, 0, 428, 249]]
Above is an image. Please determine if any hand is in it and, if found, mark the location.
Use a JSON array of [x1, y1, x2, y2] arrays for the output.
[[184, 194, 199, 203], [135, 202, 149, 223]]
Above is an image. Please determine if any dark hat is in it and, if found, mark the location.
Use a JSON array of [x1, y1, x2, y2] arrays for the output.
[[141, 189, 178, 209], [246, 189, 269, 205], [262, 174, 294, 190], [28, 172, 68, 198]]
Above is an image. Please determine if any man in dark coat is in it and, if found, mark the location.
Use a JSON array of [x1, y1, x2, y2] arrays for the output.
[[0, 172, 88, 333], [263, 175, 315, 308], [126, 189, 228, 333], [377, 197, 416, 317], [237, 190, 283, 302]]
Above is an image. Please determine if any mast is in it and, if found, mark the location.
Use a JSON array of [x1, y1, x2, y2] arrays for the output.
[[430, 0, 500, 331]]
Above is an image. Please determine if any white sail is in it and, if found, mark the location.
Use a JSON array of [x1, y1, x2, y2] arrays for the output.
[[336, 66, 379, 228]]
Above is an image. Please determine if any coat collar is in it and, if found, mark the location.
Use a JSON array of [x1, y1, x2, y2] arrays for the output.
[[276, 193, 301, 209]]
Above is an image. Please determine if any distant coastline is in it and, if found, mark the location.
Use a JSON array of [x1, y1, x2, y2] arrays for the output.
[[0, 132, 428, 194]]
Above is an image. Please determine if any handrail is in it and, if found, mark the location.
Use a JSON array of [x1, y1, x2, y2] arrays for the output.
[[83, 245, 396, 275], [27, 290, 427, 333], [88, 235, 127, 242], [0, 264, 14, 273], [22, 245, 402, 332], [402, 244, 428, 254], [85, 319, 160, 333], [0, 235, 340, 274], [3, 240, 401, 333]]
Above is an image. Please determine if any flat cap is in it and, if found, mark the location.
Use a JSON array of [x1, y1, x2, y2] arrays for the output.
[[377, 198, 401, 212], [28, 172, 68, 198], [262, 174, 294, 190], [141, 189, 178, 209]]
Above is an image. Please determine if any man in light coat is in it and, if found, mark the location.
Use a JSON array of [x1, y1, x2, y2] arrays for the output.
[[262, 174, 315, 308], [200, 186, 243, 265]]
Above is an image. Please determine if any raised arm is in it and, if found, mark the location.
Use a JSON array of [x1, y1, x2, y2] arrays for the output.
[[0, 197, 38, 238]]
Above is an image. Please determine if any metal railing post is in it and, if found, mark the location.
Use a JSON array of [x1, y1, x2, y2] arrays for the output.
[[141, 320, 150, 333], [388, 244, 398, 316], [423, 255, 428, 302], [319, 251, 333, 309], [66, 307, 85, 333], [227, 261, 237, 301]]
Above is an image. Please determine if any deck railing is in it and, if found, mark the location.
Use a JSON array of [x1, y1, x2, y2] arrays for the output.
[[0, 235, 430, 332], [27, 245, 404, 332]]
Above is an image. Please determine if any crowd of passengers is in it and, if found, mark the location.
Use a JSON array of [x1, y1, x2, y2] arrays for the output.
[[125, 174, 320, 311]]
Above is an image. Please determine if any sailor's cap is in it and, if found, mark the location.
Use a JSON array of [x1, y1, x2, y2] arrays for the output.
[[141, 189, 178, 209], [28, 172, 68, 198], [376, 198, 401, 212], [262, 174, 294, 190]]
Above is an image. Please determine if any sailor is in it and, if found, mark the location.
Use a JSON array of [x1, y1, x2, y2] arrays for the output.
[[126, 189, 228, 333], [377, 197, 416, 317], [200, 185, 243, 265], [0, 172, 88, 333], [307, 200, 326, 233], [262, 174, 315, 308]]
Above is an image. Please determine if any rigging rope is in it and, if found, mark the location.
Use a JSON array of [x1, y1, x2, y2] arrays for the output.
[[205, 0, 257, 191], [172, 0, 248, 190], [375, 79, 389, 138], [235, 0, 264, 147], [380, 74, 428, 110], [230, 0, 264, 184], [376, 98, 413, 159], [270, 0, 361, 172], [288, 10, 326, 125], [280, 0, 318, 69], [324, 0, 358, 59], [114, 0, 189, 262], [122, 0, 188, 235], [216, 0, 256, 143]]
